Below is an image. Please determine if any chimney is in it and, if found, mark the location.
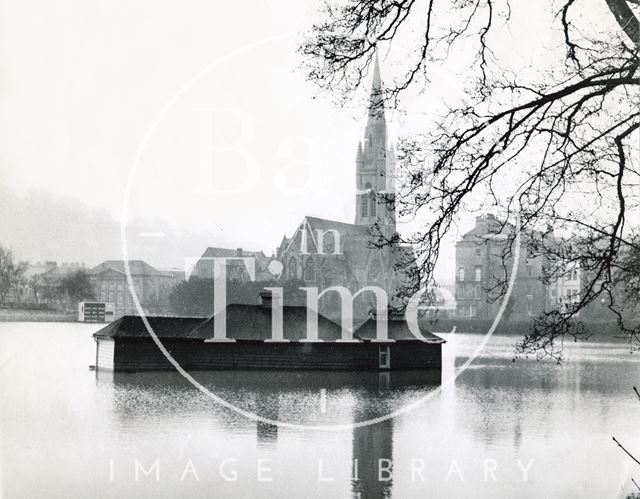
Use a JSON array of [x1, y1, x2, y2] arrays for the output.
[[236, 248, 243, 256], [259, 289, 273, 308]]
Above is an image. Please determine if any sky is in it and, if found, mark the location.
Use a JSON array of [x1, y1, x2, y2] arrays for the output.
[[0, 0, 624, 279]]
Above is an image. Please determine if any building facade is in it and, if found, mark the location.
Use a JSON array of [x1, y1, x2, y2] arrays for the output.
[[454, 215, 550, 320], [192, 247, 273, 282], [88, 260, 184, 318], [547, 262, 581, 315]]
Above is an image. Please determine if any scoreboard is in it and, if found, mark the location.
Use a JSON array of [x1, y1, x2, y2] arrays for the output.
[[78, 302, 107, 323]]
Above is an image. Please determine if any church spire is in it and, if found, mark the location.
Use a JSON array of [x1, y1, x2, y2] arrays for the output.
[[355, 54, 396, 234], [368, 52, 385, 120], [363, 52, 387, 164]]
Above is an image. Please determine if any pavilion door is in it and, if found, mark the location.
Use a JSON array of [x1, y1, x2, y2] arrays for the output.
[[378, 345, 390, 369]]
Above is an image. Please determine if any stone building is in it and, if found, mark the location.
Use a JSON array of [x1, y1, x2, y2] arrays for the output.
[[192, 247, 272, 282], [547, 262, 581, 315], [454, 214, 550, 320], [276, 56, 415, 321], [88, 260, 183, 318]]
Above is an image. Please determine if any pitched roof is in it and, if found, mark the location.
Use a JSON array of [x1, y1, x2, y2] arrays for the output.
[[355, 318, 445, 343], [193, 247, 271, 279], [303, 216, 370, 238], [93, 316, 208, 339], [281, 216, 372, 256], [93, 306, 347, 342], [190, 304, 346, 341], [200, 247, 268, 260], [459, 215, 548, 244], [89, 260, 166, 277], [93, 310, 445, 343]]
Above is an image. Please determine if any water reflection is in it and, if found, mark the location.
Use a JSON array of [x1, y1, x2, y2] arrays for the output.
[[99, 369, 441, 427], [352, 416, 394, 498], [3, 324, 640, 498], [95, 369, 441, 498]]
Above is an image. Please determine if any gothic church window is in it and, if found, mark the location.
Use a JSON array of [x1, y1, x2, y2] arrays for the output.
[[360, 195, 368, 217], [323, 233, 335, 254], [369, 191, 376, 218], [288, 257, 297, 279], [303, 258, 316, 282]]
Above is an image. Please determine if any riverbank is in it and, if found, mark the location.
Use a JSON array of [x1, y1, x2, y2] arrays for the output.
[[427, 318, 627, 338], [0, 308, 77, 322]]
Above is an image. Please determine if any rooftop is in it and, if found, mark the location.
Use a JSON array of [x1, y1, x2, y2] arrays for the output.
[[93, 307, 445, 344], [89, 260, 168, 277]]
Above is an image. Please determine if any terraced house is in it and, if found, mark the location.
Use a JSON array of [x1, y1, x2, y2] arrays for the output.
[[455, 215, 550, 320]]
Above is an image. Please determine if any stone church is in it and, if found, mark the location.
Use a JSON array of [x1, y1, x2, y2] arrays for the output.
[[276, 57, 416, 320]]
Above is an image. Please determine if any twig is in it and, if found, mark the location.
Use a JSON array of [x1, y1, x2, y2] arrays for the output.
[[613, 436, 640, 466], [634, 386, 640, 402], [632, 478, 640, 491]]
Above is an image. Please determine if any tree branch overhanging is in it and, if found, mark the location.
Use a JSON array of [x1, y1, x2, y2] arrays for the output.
[[302, 0, 640, 359]]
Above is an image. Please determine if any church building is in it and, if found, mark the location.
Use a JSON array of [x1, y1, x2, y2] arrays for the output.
[[276, 56, 416, 321]]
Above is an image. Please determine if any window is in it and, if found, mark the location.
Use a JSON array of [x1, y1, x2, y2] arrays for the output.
[[369, 191, 377, 218], [321, 231, 336, 254], [526, 264, 533, 277], [288, 257, 297, 279], [360, 195, 368, 217], [303, 258, 316, 282], [572, 269, 578, 280], [475, 267, 482, 282], [458, 304, 475, 317], [378, 345, 390, 369], [458, 267, 465, 282]]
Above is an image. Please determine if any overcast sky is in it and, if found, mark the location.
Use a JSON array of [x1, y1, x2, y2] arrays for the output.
[[0, 0, 620, 279]]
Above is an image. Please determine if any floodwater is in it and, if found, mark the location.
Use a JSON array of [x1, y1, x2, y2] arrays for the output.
[[0, 322, 639, 498]]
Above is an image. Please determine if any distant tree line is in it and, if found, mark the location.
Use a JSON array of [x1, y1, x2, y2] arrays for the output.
[[0, 246, 26, 306], [0, 244, 94, 310]]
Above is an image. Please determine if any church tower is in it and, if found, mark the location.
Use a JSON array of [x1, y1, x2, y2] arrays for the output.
[[354, 54, 396, 236]]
